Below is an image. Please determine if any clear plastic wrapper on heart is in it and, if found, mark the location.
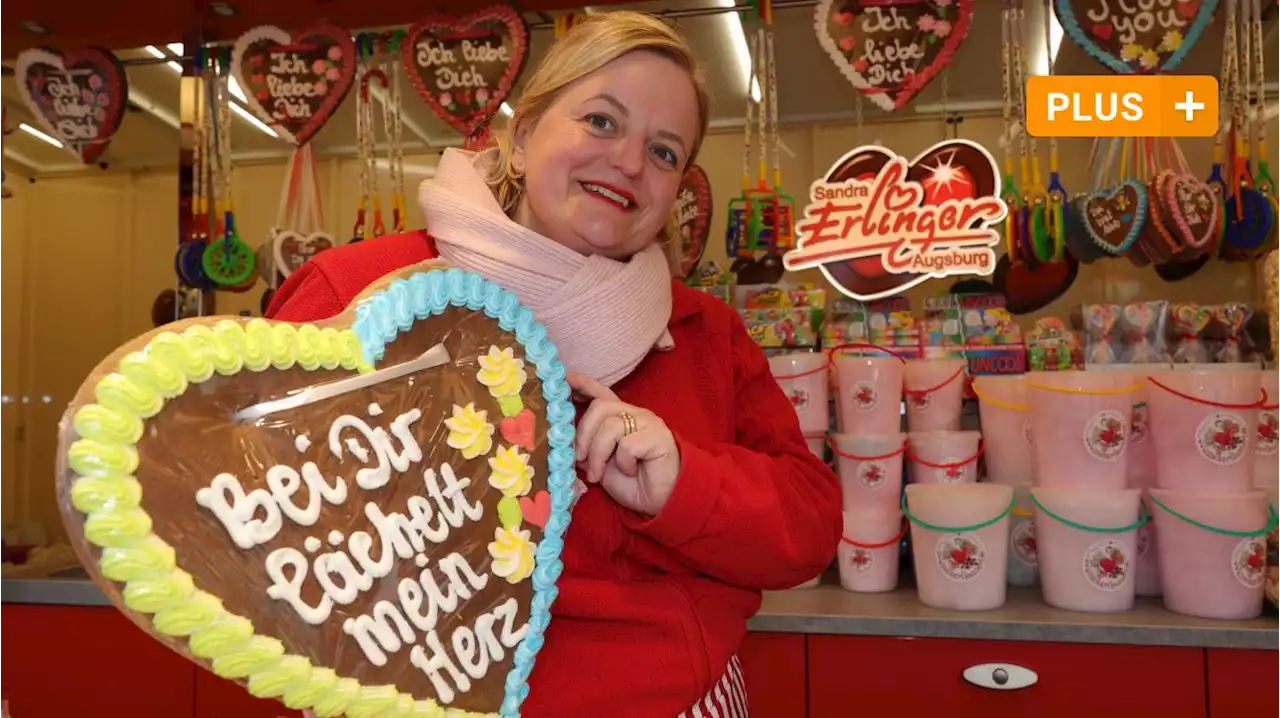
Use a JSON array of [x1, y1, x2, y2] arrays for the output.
[[56, 261, 573, 718]]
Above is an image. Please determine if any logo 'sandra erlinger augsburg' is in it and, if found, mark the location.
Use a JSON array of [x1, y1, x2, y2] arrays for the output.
[[782, 139, 1009, 302]]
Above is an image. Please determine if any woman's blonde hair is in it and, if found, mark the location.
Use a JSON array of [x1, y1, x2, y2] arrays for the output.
[[487, 11, 712, 215]]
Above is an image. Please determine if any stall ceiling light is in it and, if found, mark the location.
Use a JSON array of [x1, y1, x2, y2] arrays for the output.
[[500, 102, 514, 117], [150, 44, 275, 138], [19, 123, 63, 148], [715, 0, 762, 102]]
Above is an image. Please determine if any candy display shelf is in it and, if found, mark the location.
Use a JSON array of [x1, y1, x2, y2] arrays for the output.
[[2, 571, 1274, 717]]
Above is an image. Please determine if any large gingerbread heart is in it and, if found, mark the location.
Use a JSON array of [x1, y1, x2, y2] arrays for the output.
[[792, 139, 1003, 299], [232, 24, 357, 146], [1083, 181, 1147, 255], [15, 46, 128, 164], [1054, 0, 1219, 74], [815, 0, 973, 111], [1159, 172, 1220, 254], [673, 164, 713, 279], [402, 6, 530, 137], [57, 264, 574, 717]]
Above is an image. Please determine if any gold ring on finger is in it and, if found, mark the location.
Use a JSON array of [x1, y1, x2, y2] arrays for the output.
[[619, 411, 638, 436]]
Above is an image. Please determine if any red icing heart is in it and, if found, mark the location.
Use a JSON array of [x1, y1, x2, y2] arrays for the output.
[[674, 164, 714, 279], [15, 47, 128, 164], [1178, 1, 1200, 19], [816, 0, 973, 111], [519, 490, 551, 529], [500, 408, 536, 451], [1092, 23, 1113, 40], [811, 141, 1001, 299], [232, 24, 356, 146], [402, 6, 530, 136]]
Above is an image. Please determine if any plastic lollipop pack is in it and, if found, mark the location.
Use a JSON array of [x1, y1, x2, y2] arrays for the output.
[[1169, 302, 1214, 363], [1207, 302, 1253, 363], [1119, 300, 1168, 364], [1082, 303, 1122, 366]]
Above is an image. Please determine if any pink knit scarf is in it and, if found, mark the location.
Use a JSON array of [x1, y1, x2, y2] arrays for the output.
[[418, 148, 674, 386]]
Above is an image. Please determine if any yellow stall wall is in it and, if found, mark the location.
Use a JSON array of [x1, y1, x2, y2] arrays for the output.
[[1, 117, 1274, 543]]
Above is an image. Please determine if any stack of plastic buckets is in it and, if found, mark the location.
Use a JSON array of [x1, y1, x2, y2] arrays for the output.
[[1125, 372, 1162, 598], [973, 375, 1038, 588], [1027, 371, 1145, 613], [1146, 369, 1277, 620], [829, 345, 906, 593], [768, 351, 831, 589]]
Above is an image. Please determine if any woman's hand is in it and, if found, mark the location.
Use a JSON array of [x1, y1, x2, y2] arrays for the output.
[[567, 373, 681, 517]]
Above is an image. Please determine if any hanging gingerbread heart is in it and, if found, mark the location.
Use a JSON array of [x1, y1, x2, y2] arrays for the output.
[[1054, 0, 1220, 74], [57, 264, 574, 716], [273, 229, 335, 278], [402, 6, 530, 136], [15, 46, 128, 164], [815, 0, 974, 112], [673, 164, 714, 279], [1083, 181, 1147, 256], [232, 24, 357, 146]]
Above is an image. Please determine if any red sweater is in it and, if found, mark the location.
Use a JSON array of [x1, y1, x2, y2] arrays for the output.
[[266, 232, 842, 717]]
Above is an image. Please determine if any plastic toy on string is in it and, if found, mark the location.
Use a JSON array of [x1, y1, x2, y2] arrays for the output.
[[724, 0, 794, 285], [351, 31, 408, 244]]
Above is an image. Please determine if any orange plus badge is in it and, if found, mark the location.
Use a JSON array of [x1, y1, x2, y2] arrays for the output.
[[1026, 75, 1218, 138]]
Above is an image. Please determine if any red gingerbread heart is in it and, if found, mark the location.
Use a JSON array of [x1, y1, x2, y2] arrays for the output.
[[519, 490, 551, 530], [673, 164, 714, 279], [500, 408, 536, 451], [15, 46, 128, 164], [231, 23, 356, 146], [402, 6, 530, 136]]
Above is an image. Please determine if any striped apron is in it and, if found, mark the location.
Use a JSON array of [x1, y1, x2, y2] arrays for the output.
[[676, 655, 750, 718]]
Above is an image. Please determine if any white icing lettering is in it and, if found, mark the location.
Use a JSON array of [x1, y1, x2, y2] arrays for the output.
[[328, 410, 424, 490], [313, 550, 370, 605], [304, 536, 321, 553], [328, 530, 344, 545], [368, 402, 383, 416], [295, 434, 312, 452], [265, 547, 331, 623], [266, 466, 321, 526], [196, 473, 283, 549], [342, 601, 417, 666]]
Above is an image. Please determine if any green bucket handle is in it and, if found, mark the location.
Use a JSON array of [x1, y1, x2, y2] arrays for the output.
[[1148, 494, 1279, 539], [902, 491, 1016, 533], [1030, 493, 1149, 534]]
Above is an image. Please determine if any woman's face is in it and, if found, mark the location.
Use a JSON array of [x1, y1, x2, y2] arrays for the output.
[[511, 51, 700, 259]]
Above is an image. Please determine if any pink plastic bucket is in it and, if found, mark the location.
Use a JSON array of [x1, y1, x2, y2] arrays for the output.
[[832, 346, 904, 434], [973, 375, 1035, 485], [905, 483, 1014, 611], [1150, 489, 1275, 619], [1127, 374, 1157, 490], [1147, 371, 1265, 494], [907, 431, 982, 484], [1027, 371, 1137, 490], [1008, 487, 1039, 587], [804, 433, 827, 462], [831, 433, 906, 512], [1032, 487, 1143, 613], [903, 358, 967, 431], [769, 352, 830, 434], [1254, 370, 1278, 494], [837, 509, 906, 593]]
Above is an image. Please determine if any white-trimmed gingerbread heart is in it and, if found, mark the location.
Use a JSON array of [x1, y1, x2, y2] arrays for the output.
[[57, 263, 575, 717], [15, 46, 128, 164], [273, 229, 335, 278]]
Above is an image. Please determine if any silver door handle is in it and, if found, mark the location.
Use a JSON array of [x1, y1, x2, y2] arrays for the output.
[[963, 663, 1038, 690]]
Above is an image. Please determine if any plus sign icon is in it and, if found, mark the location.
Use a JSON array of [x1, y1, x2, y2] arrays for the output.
[[1025, 75, 1219, 138]]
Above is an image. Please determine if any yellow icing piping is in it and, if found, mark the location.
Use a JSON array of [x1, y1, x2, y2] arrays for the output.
[[477, 347, 536, 586], [67, 318, 502, 718]]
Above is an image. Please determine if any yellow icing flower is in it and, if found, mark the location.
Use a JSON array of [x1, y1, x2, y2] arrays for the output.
[[1139, 49, 1160, 70], [1158, 30, 1183, 52], [488, 445, 535, 498], [444, 403, 495, 459], [476, 345, 527, 398], [1120, 43, 1143, 61], [488, 526, 536, 584]]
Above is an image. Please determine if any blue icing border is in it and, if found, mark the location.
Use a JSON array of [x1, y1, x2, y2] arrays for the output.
[[1085, 180, 1147, 255], [1054, 0, 1219, 74], [351, 267, 574, 718]]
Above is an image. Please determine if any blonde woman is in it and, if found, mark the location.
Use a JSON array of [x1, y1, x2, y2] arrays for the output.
[[272, 12, 841, 716]]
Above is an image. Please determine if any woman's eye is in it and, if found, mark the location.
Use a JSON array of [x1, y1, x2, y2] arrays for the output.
[[585, 114, 615, 132], [651, 145, 678, 167]]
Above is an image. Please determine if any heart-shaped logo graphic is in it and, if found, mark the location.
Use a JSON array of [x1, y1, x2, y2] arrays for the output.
[[1083, 181, 1147, 255], [1161, 172, 1220, 252], [272, 229, 335, 278], [1055, 0, 1220, 74], [15, 47, 128, 164], [673, 164, 713, 279], [815, 0, 974, 111], [402, 6, 530, 136], [232, 24, 356, 146], [784, 139, 1007, 301], [57, 265, 574, 716]]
